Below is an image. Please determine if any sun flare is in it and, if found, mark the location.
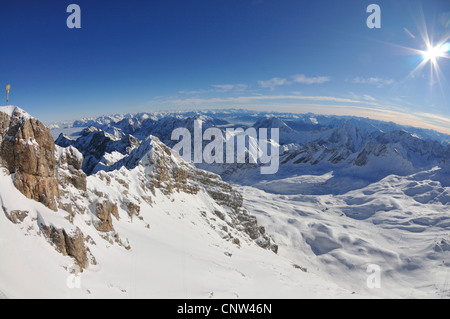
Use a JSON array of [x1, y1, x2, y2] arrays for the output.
[[406, 38, 450, 89], [423, 43, 449, 62]]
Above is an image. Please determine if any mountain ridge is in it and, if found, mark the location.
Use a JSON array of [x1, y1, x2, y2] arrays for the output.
[[53, 110, 450, 195], [1, 106, 299, 299]]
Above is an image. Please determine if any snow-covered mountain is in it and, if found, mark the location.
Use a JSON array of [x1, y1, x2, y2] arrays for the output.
[[2, 106, 450, 298], [47, 108, 450, 298], [56, 126, 141, 175], [50, 110, 450, 145], [2, 106, 362, 298], [54, 110, 450, 181]]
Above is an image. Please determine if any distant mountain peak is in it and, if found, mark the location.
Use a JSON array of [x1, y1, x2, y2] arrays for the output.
[[253, 116, 293, 133]]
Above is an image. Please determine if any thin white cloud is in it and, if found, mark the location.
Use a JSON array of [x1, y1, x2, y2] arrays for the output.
[[211, 84, 248, 92], [362, 95, 376, 101], [165, 95, 371, 106], [179, 89, 209, 95], [179, 83, 248, 95], [257, 77, 290, 90], [292, 74, 331, 84], [352, 77, 395, 88], [415, 112, 450, 128], [258, 74, 331, 90]]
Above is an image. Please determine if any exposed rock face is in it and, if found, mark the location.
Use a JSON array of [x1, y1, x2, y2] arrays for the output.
[[193, 168, 278, 253], [2, 206, 29, 224], [94, 200, 119, 232], [39, 224, 89, 269], [354, 143, 389, 167], [55, 146, 87, 192], [0, 107, 60, 211], [124, 200, 140, 218], [13, 173, 60, 211]]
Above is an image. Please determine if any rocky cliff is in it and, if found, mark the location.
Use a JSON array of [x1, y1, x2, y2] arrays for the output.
[[0, 106, 60, 211]]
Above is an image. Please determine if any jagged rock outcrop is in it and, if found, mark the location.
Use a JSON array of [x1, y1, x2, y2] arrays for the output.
[[55, 146, 87, 192], [0, 107, 60, 211], [93, 200, 119, 232], [2, 207, 29, 224], [123, 200, 140, 218], [39, 224, 89, 269], [55, 145, 90, 220]]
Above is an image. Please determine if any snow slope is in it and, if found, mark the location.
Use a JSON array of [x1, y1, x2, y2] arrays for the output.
[[239, 167, 450, 298], [0, 166, 357, 298]]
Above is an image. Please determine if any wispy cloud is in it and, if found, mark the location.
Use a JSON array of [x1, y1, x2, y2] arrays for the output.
[[348, 92, 377, 102], [178, 89, 209, 95], [165, 94, 373, 107], [362, 94, 377, 101], [292, 74, 331, 84], [415, 112, 450, 129], [182, 75, 331, 94], [352, 77, 395, 88], [257, 78, 290, 90], [211, 84, 248, 92], [258, 74, 331, 90], [179, 83, 248, 95]]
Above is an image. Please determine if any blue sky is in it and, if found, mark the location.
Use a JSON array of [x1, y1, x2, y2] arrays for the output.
[[0, 0, 449, 132]]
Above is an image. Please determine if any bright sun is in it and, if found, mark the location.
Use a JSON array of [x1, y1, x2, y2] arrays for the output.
[[423, 43, 450, 62]]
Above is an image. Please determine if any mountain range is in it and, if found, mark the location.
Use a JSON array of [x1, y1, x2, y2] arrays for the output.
[[1, 106, 449, 298]]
